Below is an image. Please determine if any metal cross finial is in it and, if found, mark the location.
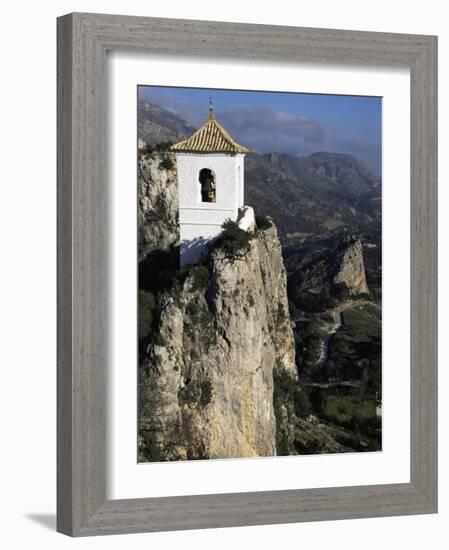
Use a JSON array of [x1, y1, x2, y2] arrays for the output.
[[208, 96, 215, 120]]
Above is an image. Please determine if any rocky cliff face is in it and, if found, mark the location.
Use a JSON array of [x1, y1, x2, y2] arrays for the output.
[[332, 239, 369, 295], [292, 236, 369, 298], [138, 224, 297, 461], [138, 152, 179, 260]]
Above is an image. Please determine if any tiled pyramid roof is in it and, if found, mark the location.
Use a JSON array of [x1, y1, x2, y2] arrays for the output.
[[171, 108, 250, 154]]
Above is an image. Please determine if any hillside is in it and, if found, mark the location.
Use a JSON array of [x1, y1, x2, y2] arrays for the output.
[[137, 101, 381, 249], [245, 151, 381, 246], [138, 101, 196, 148]]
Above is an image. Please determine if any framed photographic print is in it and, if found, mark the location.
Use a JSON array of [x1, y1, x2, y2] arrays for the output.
[[57, 13, 438, 536]]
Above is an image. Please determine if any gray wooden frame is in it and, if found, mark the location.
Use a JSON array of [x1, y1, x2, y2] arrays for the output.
[[57, 12, 438, 537]]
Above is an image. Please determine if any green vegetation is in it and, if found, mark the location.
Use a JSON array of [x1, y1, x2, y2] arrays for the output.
[[184, 299, 216, 351], [293, 324, 322, 368], [190, 264, 210, 292], [255, 213, 272, 231], [138, 247, 183, 358], [272, 363, 315, 453], [152, 332, 167, 347], [341, 304, 381, 337], [199, 379, 213, 407], [333, 282, 350, 301], [328, 305, 381, 398], [289, 287, 335, 314], [153, 195, 175, 227], [140, 419, 184, 462], [218, 219, 254, 258], [323, 395, 376, 425], [275, 303, 288, 328], [294, 389, 313, 417], [325, 395, 381, 448], [273, 365, 296, 455], [159, 156, 175, 170], [179, 378, 213, 408], [141, 141, 174, 156], [300, 383, 381, 450], [290, 301, 381, 453]]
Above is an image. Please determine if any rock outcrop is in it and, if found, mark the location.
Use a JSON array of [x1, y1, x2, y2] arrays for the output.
[[292, 236, 369, 298], [332, 238, 369, 295], [139, 223, 297, 461], [138, 152, 179, 261]]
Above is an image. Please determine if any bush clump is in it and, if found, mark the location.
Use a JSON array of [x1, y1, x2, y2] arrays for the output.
[[293, 388, 313, 417], [152, 332, 167, 347], [199, 379, 213, 407], [191, 265, 210, 292], [275, 304, 288, 327], [154, 141, 173, 152], [179, 378, 213, 408], [290, 287, 335, 313], [159, 156, 174, 170], [255, 214, 272, 230], [218, 219, 254, 258], [332, 282, 350, 301], [142, 141, 174, 156], [273, 363, 298, 455]]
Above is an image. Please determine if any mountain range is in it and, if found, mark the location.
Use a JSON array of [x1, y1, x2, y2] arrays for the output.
[[137, 100, 382, 296], [137, 101, 383, 458], [138, 101, 196, 147]]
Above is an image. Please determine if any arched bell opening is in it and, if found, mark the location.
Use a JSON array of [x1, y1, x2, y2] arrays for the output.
[[199, 168, 216, 203]]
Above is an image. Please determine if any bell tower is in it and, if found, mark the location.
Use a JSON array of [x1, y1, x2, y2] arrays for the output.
[[171, 104, 250, 267]]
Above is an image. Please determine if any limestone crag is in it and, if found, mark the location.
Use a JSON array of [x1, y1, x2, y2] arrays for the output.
[[139, 223, 297, 461], [332, 238, 369, 295], [294, 236, 369, 297], [138, 152, 179, 260]]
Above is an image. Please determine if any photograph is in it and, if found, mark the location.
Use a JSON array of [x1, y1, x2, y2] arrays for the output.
[[0, 2, 440, 543], [137, 85, 382, 462]]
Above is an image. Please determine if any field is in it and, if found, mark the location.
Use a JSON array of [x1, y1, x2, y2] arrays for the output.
[[340, 303, 381, 342], [295, 301, 382, 452], [323, 394, 377, 424]]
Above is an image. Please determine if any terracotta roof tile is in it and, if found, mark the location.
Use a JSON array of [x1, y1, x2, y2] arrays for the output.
[[171, 109, 250, 154]]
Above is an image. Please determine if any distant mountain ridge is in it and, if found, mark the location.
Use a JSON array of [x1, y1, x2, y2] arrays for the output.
[[138, 101, 196, 147], [245, 151, 381, 246], [137, 101, 382, 458], [137, 100, 382, 294]]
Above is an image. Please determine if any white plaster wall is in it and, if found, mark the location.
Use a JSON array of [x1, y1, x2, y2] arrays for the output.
[[180, 208, 235, 226], [180, 223, 222, 266], [176, 152, 241, 212], [236, 155, 245, 207], [176, 152, 246, 265], [237, 205, 255, 231]]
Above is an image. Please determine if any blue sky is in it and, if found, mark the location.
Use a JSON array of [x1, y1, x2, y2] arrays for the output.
[[139, 86, 382, 175]]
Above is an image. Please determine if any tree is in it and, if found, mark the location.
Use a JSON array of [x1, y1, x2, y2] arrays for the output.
[[294, 389, 312, 417]]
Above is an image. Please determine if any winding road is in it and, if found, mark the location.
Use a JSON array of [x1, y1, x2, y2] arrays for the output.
[[313, 300, 380, 370], [314, 309, 343, 369]]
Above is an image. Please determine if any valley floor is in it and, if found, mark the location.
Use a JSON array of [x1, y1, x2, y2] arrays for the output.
[[291, 300, 382, 454]]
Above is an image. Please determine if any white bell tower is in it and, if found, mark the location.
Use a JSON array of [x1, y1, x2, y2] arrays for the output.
[[171, 104, 250, 267]]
